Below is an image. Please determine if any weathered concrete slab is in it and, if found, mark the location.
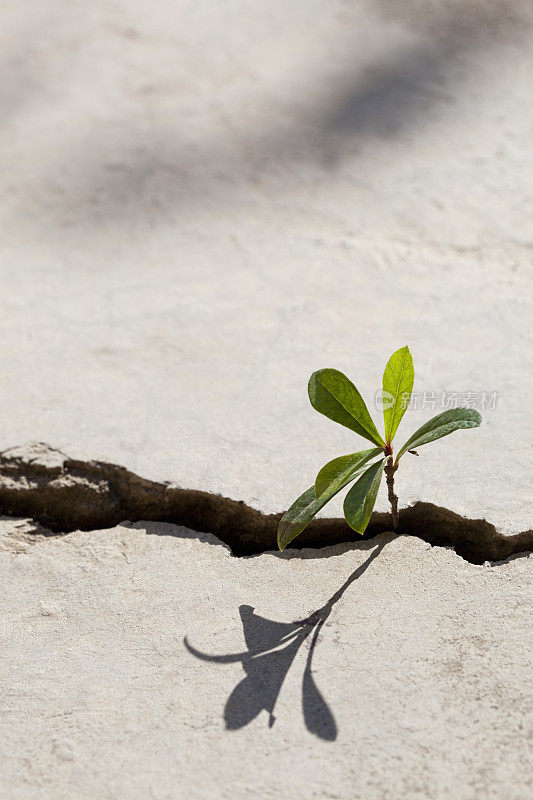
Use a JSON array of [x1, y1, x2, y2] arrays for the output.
[[1, 442, 531, 562], [0, 520, 531, 799], [1, 5, 531, 797], [0, 1, 532, 536]]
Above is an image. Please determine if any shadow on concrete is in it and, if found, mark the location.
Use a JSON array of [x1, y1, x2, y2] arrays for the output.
[[306, 2, 529, 163], [183, 538, 386, 740], [5, 1, 528, 228]]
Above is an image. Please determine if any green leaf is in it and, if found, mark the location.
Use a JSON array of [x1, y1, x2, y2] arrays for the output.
[[395, 408, 482, 462], [343, 460, 385, 535], [278, 450, 380, 550], [308, 369, 385, 447], [382, 345, 414, 444], [315, 447, 382, 498], [277, 487, 323, 551]]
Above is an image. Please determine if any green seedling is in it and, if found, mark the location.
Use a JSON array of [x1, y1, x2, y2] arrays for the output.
[[278, 346, 482, 551]]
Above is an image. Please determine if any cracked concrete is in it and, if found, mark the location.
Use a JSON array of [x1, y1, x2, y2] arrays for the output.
[[0, 442, 531, 563], [1, 0, 532, 536], [1, 1, 532, 797]]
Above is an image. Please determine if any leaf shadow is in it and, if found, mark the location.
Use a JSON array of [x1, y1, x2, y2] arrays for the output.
[[184, 538, 386, 741]]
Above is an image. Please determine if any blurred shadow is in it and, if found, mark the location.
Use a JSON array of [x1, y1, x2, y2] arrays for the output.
[[320, 3, 529, 157], [325, 42, 452, 141], [12, 1, 529, 227], [184, 537, 386, 740]]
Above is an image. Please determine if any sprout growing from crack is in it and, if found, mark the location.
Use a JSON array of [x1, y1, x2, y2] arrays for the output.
[[278, 346, 482, 551]]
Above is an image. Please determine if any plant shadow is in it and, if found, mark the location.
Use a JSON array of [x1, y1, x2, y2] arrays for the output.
[[184, 538, 386, 741]]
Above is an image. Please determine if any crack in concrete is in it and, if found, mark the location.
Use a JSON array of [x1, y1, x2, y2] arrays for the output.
[[0, 442, 531, 564]]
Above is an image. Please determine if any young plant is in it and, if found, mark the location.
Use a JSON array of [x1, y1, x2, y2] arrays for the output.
[[277, 346, 482, 550]]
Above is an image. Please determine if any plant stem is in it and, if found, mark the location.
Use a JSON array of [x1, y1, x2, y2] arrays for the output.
[[384, 456, 399, 532]]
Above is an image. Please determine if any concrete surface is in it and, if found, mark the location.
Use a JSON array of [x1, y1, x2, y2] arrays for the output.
[[0, 520, 531, 799], [1, 441, 531, 562], [1, 4, 532, 795], [1, 1, 532, 534]]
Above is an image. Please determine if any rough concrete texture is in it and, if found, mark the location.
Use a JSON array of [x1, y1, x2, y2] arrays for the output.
[[1, 4, 532, 797], [1, 1, 532, 534], [0, 519, 531, 799], [1, 442, 531, 562]]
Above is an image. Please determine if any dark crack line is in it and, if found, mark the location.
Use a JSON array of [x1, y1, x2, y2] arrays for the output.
[[0, 443, 531, 564]]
